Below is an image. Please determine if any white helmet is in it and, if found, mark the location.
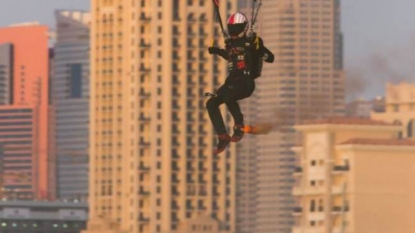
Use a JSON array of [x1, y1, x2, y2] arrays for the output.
[[227, 12, 249, 38]]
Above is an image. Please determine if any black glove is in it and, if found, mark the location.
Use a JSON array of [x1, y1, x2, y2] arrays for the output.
[[208, 47, 221, 54], [224, 38, 230, 46]]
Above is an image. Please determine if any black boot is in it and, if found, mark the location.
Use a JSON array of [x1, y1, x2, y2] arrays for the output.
[[231, 124, 245, 142], [214, 134, 231, 155]]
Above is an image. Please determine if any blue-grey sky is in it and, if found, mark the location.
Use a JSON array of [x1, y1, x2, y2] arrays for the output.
[[0, 0, 414, 99]]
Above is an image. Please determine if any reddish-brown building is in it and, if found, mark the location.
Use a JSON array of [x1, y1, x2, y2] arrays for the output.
[[0, 24, 49, 200]]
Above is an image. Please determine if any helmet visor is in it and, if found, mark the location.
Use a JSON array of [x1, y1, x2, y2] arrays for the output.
[[227, 23, 247, 37]]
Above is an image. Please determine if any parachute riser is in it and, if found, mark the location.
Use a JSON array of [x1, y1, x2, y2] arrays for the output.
[[212, 0, 228, 40], [249, 0, 262, 38]]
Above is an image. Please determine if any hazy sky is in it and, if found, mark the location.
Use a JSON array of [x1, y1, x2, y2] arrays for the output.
[[0, 0, 414, 99]]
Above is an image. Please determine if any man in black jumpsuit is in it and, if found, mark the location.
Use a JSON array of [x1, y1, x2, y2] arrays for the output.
[[207, 12, 274, 155]]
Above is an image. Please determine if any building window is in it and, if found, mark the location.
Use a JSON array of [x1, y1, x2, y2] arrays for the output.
[[69, 64, 83, 98], [310, 200, 316, 212], [393, 104, 399, 112], [408, 120, 414, 138]]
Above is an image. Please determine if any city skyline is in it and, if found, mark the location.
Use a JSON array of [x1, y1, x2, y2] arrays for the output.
[[0, 1, 414, 233]]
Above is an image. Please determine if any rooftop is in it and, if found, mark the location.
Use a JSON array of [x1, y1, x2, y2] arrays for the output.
[[341, 138, 415, 146], [301, 117, 400, 126]]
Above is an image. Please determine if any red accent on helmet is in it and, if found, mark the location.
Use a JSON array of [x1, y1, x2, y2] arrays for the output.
[[228, 14, 236, 24], [227, 12, 248, 25]]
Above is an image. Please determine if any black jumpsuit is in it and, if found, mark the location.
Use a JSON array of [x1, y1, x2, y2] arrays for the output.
[[206, 36, 274, 135]]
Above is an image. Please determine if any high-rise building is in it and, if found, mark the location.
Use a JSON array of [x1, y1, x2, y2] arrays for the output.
[[292, 117, 415, 233], [0, 24, 50, 200], [372, 82, 415, 139], [236, 1, 345, 233], [83, 1, 237, 233], [51, 10, 91, 201]]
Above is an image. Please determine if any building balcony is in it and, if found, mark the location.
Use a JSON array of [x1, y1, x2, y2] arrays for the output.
[[199, 187, 207, 196], [138, 188, 150, 196], [331, 185, 346, 195], [171, 202, 179, 210], [293, 166, 303, 176], [139, 66, 151, 73], [139, 115, 151, 122], [293, 186, 325, 196], [140, 15, 151, 22], [332, 227, 346, 233], [140, 42, 151, 48], [186, 154, 196, 160], [199, 166, 208, 172], [139, 91, 151, 98], [186, 165, 195, 172], [172, 165, 180, 172], [332, 205, 349, 214], [138, 164, 150, 171], [292, 227, 325, 233], [198, 154, 207, 159], [332, 165, 350, 173], [139, 140, 150, 147], [292, 207, 302, 216], [138, 215, 150, 222]]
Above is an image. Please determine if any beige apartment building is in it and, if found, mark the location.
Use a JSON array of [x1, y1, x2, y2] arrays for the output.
[[236, 1, 345, 233], [372, 82, 415, 139], [292, 117, 415, 233], [83, 0, 238, 233]]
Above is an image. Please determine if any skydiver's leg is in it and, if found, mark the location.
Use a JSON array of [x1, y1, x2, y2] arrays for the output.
[[206, 85, 227, 135], [206, 85, 232, 154], [224, 77, 256, 125], [224, 77, 256, 142]]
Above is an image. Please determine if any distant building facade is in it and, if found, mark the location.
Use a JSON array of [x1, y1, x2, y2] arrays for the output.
[[372, 82, 415, 139], [51, 10, 91, 201], [0, 24, 50, 200], [292, 117, 415, 233], [236, 1, 345, 233], [0, 200, 87, 233]]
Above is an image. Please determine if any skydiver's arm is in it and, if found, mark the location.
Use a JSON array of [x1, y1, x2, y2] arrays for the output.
[[208, 47, 229, 60], [261, 46, 274, 63], [256, 37, 274, 63]]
